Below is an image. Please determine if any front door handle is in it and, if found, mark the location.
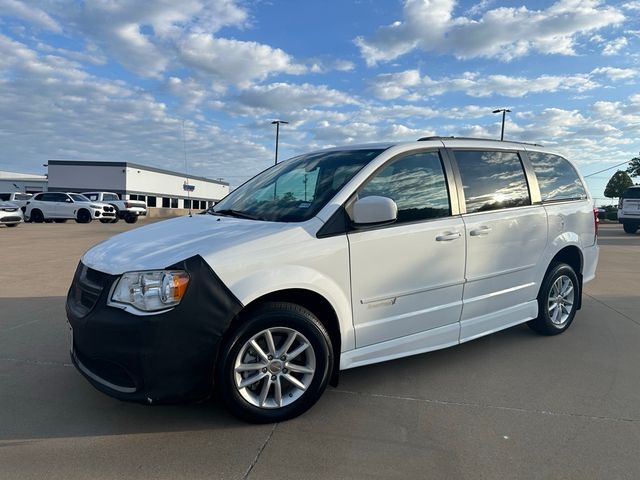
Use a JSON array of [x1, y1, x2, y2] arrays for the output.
[[436, 231, 462, 242], [469, 226, 492, 236]]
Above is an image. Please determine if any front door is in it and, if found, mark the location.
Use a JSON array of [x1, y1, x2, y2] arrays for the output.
[[348, 150, 466, 348]]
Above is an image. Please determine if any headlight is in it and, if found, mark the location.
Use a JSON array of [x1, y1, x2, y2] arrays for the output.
[[90, 204, 102, 209], [109, 270, 190, 312]]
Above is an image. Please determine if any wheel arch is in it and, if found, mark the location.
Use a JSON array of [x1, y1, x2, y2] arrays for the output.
[[224, 288, 343, 387], [543, 245, 584, 310]]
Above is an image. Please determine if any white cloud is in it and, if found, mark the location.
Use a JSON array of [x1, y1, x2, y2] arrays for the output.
[[356, 0, 626, 65], [591, 66, 638, 80], [602, 36, 628, 55], [370, 69, 600, 99], [178, 34, 306, 87], [0, 0, 61, 32], [234, 83, 359, 114]]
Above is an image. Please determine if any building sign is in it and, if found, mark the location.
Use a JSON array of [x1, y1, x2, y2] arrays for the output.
[[183, 182, 195, 192]]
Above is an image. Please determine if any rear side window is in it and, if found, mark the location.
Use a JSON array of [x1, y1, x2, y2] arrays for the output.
[[622, 188, 640, 199], [454, 150, 530, 213], [85, 193, 99, 201], [359, 151, 451, 223], [528, 152, 586, 202]]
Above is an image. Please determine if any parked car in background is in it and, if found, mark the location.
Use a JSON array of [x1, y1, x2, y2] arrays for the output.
[[68, 137, 598, 423], [618, 186, 640, 233], [0, 192, 33, 212], [25, 192, 116, 223], [0, 202, 23, 227], [82, 191, 147, 224]]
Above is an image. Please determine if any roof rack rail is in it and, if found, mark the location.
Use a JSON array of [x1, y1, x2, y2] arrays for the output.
[[417, 136, 544, 147]]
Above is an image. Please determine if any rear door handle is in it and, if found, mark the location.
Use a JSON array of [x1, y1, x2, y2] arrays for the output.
[[469, 226, 492, 236], [436, 231, 462, 242]]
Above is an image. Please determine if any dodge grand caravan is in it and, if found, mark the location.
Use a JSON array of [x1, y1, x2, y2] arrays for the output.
[[67, 137, 599, 422]]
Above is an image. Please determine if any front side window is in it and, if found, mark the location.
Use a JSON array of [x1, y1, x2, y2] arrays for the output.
[[358, 151, 450, 224], [528, 152, 586, 202], [214, 149, 384, 222], [454, 150, 530, 213]]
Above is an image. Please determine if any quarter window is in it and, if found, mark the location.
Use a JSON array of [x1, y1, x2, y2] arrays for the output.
[[359, 151, 451, 224], [454, 150, 530, 213], [528, 152, 586, 202]]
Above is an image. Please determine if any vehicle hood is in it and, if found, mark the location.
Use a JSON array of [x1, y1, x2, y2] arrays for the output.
[[81, 214, 318, 275]]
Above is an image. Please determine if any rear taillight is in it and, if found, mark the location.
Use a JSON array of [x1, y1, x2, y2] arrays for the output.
[[125, 201, 130, 208], [593, 208, 599, 238]]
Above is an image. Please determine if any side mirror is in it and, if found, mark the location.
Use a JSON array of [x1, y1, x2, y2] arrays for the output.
[[352, 196, 398, 226]]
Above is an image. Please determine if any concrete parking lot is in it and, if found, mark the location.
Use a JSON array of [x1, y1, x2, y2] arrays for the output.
[[1, 221, 639, 479]]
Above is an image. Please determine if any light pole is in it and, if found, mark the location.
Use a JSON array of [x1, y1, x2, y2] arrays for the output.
[[271, 120, 288, 165], [492, 108, 511, 141]]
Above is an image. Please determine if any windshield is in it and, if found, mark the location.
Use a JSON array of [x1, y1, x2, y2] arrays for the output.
[[213, 148, 384, 222], [70, 194, 90, 202]]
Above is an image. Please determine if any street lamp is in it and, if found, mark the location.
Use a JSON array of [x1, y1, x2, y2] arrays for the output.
[[492, 108, 511, 141], [271, 120, 289, 165]]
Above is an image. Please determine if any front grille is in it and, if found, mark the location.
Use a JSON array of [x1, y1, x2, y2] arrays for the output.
[[68, 262, 112, 317], [104, 206, 114, 212], [1, 216, 21, 222]]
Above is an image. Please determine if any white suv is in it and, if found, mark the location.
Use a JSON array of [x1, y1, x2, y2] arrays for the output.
[[25, 192, 116, 223], [618, 186, 640, 233], [67, 137, 599, 422]]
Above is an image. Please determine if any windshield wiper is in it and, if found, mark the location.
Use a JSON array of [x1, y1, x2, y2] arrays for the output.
[[212, 209, 261, 220]]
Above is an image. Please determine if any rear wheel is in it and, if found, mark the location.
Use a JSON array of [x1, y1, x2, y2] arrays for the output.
[[216, 302, 333, 423], [124, 214, 138, 224], [528, 263, 579, 336], [76, 209, 92, 224], [30, 209, 44, 223], [623, 222, 638, 234]]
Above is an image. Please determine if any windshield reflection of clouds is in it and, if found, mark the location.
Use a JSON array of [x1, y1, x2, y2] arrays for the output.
[[456, 151, 530, 213], [361, 152, 450, 222], [528, 152, 586, 202]]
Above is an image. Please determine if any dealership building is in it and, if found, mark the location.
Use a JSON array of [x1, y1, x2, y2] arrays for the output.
[[0, 170, 48, 194], [46, 160, 229, 212]]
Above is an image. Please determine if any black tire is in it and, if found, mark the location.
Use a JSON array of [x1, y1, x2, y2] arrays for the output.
[[216, 302, 333, 423], [623, 222, 638, 234], [124, 214, 138, 224], [53, 219, 67, 223], [76, 209, 92, 224], [30, 209, 44, 223], [527, 262, 579, 336]]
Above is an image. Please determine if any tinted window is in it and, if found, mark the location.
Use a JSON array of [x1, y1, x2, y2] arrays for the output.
[[455, 150, 530, 213], [103, 193, 119, 201], [16, 194, 31, 201], [69, 194, 89, 202], [0, 194, 10, 201], [44, 193, 69, 202], [622, 187, 640, 199], [85, 193, 99, 201], [359, 151, 450, 224], [528, 152, 586, 202]]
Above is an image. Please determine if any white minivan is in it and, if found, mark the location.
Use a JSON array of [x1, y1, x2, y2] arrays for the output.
[[67, 137, 599, 422]]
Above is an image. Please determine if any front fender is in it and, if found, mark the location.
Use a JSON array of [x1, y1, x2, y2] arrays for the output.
[[225, 265, 355, 352]]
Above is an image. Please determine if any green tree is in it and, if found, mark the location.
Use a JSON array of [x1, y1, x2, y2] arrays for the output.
[[627, 153, 640, 178], [604, 170, 633, 198]]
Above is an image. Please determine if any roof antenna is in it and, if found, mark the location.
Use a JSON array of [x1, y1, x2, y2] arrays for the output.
[[182, 120, 192, 217]]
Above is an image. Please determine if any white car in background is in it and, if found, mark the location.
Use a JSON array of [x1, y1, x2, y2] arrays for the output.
[[0, 192, 32, 212], [618, 186, 640, 233], [25, 192, 116, 223], [0, 202, 23, 227]]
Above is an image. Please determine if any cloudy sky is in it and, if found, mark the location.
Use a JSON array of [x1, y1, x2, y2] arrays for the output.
[[0, 0, 638, 201]]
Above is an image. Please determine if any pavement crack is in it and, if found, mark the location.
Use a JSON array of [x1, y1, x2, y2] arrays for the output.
[[331, 389, 639, 424], [0, 357, 72, 367], [242, 422, 277, 480], [584, 293, 640, 328]]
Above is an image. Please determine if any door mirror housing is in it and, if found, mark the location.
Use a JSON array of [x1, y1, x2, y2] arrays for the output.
[[352, 196, 398, 226]]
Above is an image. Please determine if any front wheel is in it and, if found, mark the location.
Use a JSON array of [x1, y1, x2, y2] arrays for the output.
[[528, 263, 579, 335], [216, 302, 333, 423], [623, 222, 638, 234], [76, 209, 92, 224]]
